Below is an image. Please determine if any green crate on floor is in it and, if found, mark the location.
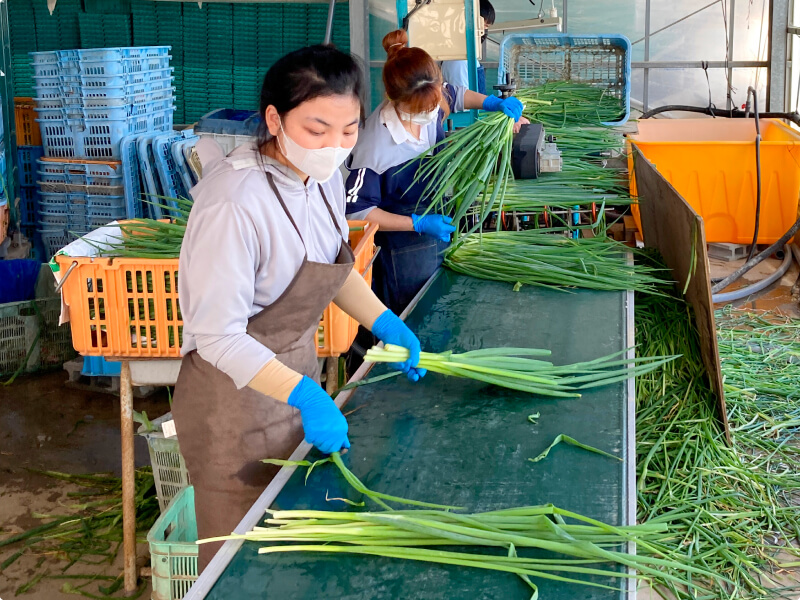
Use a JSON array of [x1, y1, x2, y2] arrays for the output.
[[147, 486, 198, 600], [138, 412, 191, 512]]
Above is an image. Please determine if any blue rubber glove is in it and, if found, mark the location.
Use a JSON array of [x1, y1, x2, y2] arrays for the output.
[[411, 213, 456, 243], [482, 95, 524, 122], [288, 376, 350, 454], [371, 310, 427, 382]]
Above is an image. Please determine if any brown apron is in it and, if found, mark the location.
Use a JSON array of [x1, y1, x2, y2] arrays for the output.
[[172, 173, 355, 571]]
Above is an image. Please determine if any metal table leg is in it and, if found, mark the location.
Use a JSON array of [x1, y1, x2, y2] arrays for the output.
[[120, 360, 137, 593]]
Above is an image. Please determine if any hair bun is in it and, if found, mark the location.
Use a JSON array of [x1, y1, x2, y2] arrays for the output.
[[382, 29, 409, 58]]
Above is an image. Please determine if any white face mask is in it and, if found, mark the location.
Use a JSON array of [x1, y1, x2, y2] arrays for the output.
[[396, 106, 440, 126], [277, 121, 352, 183]]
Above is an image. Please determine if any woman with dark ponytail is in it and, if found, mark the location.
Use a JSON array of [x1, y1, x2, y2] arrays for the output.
[[345, 30, 528, 313], [172, 45, 427, 572]]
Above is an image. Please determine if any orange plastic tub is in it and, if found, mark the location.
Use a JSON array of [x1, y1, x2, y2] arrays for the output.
[[317, 221, 379, 357], [628, 118, 800, 244], [56, 221, 379, 359], [15, 98, 42, 146]]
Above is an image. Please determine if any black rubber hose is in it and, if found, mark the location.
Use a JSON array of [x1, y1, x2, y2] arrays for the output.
[[711, 212, 800, 294], [639, 104, 800, 128], [746, 87, 762, 262]]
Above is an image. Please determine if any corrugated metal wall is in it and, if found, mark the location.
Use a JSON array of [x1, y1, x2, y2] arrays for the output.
[[9, 0, 351, 123]]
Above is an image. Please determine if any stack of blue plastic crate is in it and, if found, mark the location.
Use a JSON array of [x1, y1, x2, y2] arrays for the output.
[[17, 145, 45, 260], [30, 46, 174, 257]]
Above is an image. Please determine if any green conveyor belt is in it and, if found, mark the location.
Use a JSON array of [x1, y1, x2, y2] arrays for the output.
[[203, 270, 634, 600]]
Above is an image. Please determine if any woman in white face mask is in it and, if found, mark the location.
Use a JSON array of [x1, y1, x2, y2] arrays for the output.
[[344, 29, 530, 314], [172, 45, 428, 572]]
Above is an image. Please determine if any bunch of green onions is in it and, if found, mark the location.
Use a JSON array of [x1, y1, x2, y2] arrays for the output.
[[516, 82, 626, 127], [544, 125, 626, 161], [201, 503, 722, 599], [497, 179, 633, 215], [443, 230, 663, 293], [412, 112, 517, 234], [91, 196, 192, 259], [364, 344, 675, 397]]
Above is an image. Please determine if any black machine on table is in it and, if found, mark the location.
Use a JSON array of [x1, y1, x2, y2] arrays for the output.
[[497, 74, 563, 180]]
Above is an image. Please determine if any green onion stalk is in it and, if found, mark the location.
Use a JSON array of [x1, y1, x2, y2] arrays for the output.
[[635, 250, 800, 599], [443, 230, 664, 294], [202, 502, 723, 600], [364, 344, 676, 398], [516, 82, 627, 128], [411, 112, 517, 236], [0, 469, 159, 597]]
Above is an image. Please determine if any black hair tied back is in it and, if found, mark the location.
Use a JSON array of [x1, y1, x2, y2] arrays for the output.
[[256, 45, 365, 150]]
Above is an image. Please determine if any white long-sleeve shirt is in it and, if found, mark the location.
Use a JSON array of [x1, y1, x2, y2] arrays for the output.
[[179, 143, 348, 389]]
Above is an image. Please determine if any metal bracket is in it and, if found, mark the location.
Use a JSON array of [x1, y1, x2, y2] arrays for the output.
[[401, 0, 433, 31]]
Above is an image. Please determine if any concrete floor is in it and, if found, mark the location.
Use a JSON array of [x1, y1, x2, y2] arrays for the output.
[[0, 254, 798, 600], [0, 370, 168, 599]]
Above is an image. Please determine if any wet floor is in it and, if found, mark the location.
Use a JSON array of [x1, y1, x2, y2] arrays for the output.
[[0, 369, 169, 599]]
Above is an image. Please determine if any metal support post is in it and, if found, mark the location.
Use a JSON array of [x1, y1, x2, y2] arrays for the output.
[[726, 0, 736, 110], [768, 0, 790, 111], [120, 361, 137, 593], [350, 0, 371, 109], [643, 0, 651, 112], [324, 0, 336, 45]]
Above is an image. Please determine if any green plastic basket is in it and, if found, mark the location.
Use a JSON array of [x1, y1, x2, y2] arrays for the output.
[[138, 412, 192, 513], [147, 486, 198, 600]]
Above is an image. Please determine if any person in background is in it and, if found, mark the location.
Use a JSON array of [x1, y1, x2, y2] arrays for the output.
[[344, 29, 528, 314], [440, 0, 496, 95], [172, 45, 427, 572]]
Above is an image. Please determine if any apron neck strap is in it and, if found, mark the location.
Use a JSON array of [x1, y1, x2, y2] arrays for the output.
[[266, 172, 347, 245]]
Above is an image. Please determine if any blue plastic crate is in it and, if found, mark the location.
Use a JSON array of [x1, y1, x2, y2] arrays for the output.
[[120, 134, 144, 219], [170, 137, 198, 195], [19, 187, 40, 225], [194, 108, 260, 135], [38, 108, 174, 159], [82, 356, 122, 377], [37, 159, 125, 196], [33, 76, 174, 109], [33, 67, 174, 94], [34, 85, 175, 111], [498, 33, 632, 126], [35, 98, 174, 123], [31, 46, 170, 70], [18, 146, 45, 187], [152, 130, 195, 209], [136, 132, 165, 217], [40, 227, 83, 257]]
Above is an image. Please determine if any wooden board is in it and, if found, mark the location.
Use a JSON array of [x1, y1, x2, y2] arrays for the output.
[[631, 144, 731, 442]]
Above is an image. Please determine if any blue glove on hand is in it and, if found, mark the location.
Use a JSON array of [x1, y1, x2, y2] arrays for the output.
[[482, 95, 524, 122], [411, 213, 456, 243], [288, 376, 350, 454], [371, 310, 427, 382]]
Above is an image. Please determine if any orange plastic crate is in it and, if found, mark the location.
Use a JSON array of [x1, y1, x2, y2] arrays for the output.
[[15, 98, 42, 146], [317, 221, 379, 357], [56, 221, 378, 359]]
